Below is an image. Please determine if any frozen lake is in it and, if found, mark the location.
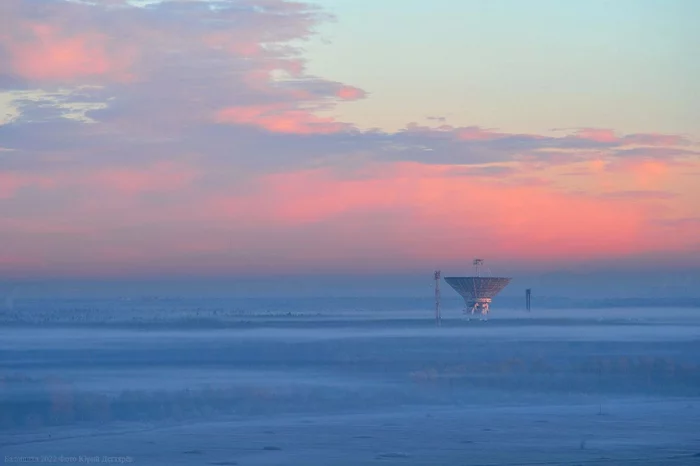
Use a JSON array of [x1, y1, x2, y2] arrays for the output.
[[1, 302, 699, 464]]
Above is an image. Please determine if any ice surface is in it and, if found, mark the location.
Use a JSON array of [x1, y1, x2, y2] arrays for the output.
[[1, 299, 699, 465]]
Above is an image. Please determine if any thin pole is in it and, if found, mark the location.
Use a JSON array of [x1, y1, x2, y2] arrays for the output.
[[434, 270, 441, 326], [526, 288, 531, 311]]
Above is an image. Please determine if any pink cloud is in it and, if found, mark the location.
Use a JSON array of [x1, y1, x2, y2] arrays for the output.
[[3, 159, 698, 275], [142, 161, 693, 274], [0, 172, 58, 199], [249, 163, 652, 260], [184, 162, 691, 268], [623, 133, 690, 146], [575, 128, 618, 143], [2, 22, 135, 82], [606, 158, 672, 189], [401, 124, 517, 142], [215, 104, 351, 134], [335, 85, 366, 101], [456, 126, 514, 141], [202, 32, 262, 57], [0, 162, 198, 201], [86, 162, 200, 196], [0, 253, 47, 271], [574, 128, 690, 147]]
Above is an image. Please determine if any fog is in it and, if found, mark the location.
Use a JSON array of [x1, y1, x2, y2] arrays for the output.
[[2, 266, 700, 300], [1, 299, 699, 465]]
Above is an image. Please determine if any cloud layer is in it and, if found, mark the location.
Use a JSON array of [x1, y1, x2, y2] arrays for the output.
[[0, 0, 698, 277]]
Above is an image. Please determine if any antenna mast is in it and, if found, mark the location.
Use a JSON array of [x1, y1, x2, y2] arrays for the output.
[[473, 259, 484, 277], [434, 270, 441, 326]]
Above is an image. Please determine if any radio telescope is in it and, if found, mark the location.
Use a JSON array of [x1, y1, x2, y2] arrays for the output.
[[444, 259, 511, 320]]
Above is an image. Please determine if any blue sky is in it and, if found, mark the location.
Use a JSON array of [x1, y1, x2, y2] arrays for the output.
[[304, 0, 700, 134]]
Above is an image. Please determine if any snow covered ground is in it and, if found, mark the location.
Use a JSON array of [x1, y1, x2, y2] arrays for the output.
[[1, 301, 699, 465]]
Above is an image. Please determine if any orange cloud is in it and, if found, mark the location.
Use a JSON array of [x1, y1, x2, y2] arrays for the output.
[[215, 104, 350, 134], [3, 22, 134, 81]]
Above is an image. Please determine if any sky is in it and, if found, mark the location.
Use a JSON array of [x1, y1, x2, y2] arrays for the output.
[[0, 0, 699, 285]]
